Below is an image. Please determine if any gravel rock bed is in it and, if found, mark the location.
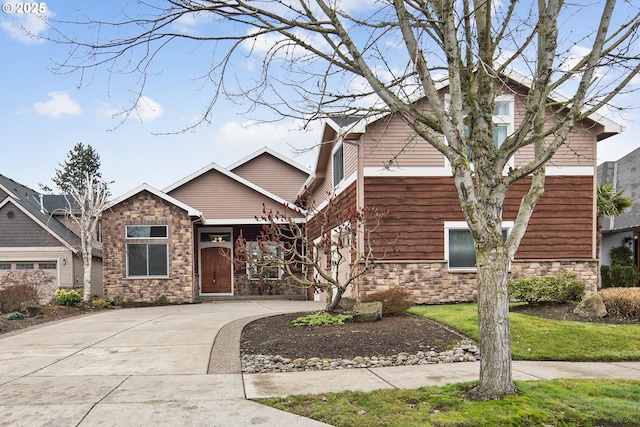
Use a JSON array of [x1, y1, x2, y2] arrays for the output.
[[242, 340, 480, 374]]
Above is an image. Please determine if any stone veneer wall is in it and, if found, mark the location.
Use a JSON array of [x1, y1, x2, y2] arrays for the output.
[[360, 259, 598, 304], [102, 191, 196, 304], [233, 273, 307, 298]]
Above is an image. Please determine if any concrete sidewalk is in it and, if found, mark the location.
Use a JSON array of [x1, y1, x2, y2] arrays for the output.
[[1, 301, 640, 426], [244, 360, 640, 398]]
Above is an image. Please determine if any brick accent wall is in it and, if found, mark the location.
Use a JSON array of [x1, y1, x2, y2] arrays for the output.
[[360, 259, 598, 304], [102, 191, 196, 303]]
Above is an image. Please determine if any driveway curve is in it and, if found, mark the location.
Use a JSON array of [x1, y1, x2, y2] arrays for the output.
[[0, 300, 328, 426]]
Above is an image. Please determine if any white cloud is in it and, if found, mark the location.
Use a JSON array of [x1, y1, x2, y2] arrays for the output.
[[171, 11, 212, 33], [0, 7, 50, 44], [211, 120, 319, 168], [32, 92, 82, 118], [135, 96, 164, 122]]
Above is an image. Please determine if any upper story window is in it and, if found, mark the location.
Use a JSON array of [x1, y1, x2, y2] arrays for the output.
[[492, 95, 514, 148], [332, 142, 344, 187], [444, 94, 515, 169], [126, 224, 169, 277]]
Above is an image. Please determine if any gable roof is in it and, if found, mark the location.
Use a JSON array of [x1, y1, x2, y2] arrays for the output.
[[306, 68, 625, 193], [105, 183, 204, 219], [228, 146, 312, 175], [0, 173, 84, 254], [163, 160, 303, 212]]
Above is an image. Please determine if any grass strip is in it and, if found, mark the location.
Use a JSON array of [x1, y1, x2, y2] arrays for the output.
[[256, 379, 640, 427]]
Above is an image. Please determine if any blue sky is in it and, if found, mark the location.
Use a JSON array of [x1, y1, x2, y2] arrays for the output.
[[1, 2, 639, 198]]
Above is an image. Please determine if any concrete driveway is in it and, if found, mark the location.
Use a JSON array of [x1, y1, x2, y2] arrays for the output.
[[0, 300, 329, 426]]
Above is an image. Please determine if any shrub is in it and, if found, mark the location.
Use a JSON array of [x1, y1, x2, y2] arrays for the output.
[[54, 289, 83, 306], [601, 265, 639, 288], [156, 294, 169, 305], [0, 270, 52, 313], [610, 245, 635, 267], [6, 311, 25, 320], [360, 288, 415, 316], [91, 298, 111, 309], [292, 312, 352, 326], [509, 270, 585, 304], [601, 287, 640, 320]]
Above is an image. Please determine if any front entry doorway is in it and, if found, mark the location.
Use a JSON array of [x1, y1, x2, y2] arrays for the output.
[[199, 228, 233, 295], [200, 247, 232, 294]]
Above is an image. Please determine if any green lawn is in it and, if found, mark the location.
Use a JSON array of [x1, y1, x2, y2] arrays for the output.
[[258, 379, 640, 427], [256, 304, 640, 426], [408, 303, 640, 361]]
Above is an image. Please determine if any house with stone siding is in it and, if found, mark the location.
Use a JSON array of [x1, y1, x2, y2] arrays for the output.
[[101, 148, 310, 303], [303, 73, 623, 304]]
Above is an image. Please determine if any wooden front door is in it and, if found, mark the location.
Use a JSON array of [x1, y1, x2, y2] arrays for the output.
[[201, 247, 232, 294]]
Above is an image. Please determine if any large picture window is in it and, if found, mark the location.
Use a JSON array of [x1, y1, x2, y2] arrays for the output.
[[127, 244, 168, 277], [445, 221, 513, 270], [247, 242, 281, 280], [126, 224, 169, 277]]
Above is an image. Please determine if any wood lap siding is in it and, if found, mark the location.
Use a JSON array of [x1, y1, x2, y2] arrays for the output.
[[168, 169, 304, 220], [513, 177, 594, 259], [361, 105, 445, 169], [307, 182, 357, 240], [231, 154, 310, 203], [365, 176, 594, 261]]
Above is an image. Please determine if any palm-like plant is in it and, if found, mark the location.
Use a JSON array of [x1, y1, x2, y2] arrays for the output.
[[597, 183, 634, 218], [596, 183, 634, 267]]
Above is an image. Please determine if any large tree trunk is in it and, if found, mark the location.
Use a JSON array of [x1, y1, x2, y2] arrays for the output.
[[470, 244, 518, 400]]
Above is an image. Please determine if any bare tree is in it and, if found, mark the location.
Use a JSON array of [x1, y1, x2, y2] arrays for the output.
[[48, 1, 640, 399], [65, 174, 110, 302], [235, 199, 397, 312]]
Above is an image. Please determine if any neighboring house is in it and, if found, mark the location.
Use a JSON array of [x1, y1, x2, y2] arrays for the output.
[[597, 146, 640, 276], [0, 174, 103, 302], [303, 72, 623, 304], [101, 148, 311, 303]]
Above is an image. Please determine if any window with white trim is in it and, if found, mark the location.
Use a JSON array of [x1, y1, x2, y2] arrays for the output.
[[246, 241, 281, 280], [126, 225, 169, 277], [444, 221, 513, 270], [332, 142, 344, 186], [444, 94, 515, 168]]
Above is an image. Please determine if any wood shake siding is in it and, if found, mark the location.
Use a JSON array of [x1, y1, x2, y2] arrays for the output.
[[231, 153, 309, 202], [364, 175, 594, 260], [0, 202, 65, 247], [168, 169, 303, 220]]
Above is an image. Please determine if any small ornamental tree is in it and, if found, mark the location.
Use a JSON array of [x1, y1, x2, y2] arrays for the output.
[[235, 198, 398, 312]]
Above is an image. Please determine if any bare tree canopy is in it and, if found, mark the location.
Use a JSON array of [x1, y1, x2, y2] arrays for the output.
[[47, 0, 640, 400]]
